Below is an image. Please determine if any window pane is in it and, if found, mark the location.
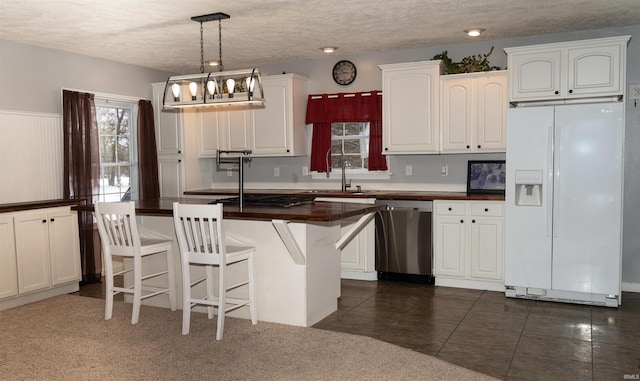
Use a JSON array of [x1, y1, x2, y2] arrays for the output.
[[343, 139, 361, 154], [331, 124, 343, 136], [344, 122, 362, 136]]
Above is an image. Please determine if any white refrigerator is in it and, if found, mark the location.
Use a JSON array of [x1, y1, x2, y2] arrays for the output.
[[504, 102, 624, 307]]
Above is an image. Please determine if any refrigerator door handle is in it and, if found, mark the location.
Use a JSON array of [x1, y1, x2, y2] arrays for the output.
[[547, 125, 554, 238], [553, 124, 561, 238]]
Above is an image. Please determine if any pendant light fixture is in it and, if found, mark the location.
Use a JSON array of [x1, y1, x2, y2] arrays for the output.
[[163, 12, 264, 108]]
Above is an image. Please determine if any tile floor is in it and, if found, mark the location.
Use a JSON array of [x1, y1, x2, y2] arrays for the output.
[[79, 279, 640, 380], [313, 280, 640, 381]]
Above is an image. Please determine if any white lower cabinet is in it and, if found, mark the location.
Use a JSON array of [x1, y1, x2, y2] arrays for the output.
[[433, 200, 504, 291], [1, 206, 81, 311], [316, 198, 377, 280]]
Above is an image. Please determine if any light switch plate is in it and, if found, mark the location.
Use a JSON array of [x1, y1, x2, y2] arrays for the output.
[[630, 84, 640, 100]]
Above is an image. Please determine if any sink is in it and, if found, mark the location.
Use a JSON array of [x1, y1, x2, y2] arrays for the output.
[[299, 190, 371, 195]]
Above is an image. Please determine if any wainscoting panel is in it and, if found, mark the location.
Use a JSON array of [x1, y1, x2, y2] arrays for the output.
[[0, 110, 63, 204]]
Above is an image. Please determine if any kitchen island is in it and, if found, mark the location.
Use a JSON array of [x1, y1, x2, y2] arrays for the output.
[[79, 197, 383, 327]]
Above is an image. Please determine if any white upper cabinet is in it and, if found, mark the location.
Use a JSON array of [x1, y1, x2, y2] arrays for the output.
[[152, 82, 183, 155], [440, 71, 507, 153], [251, 74, 309, 156], [380, 61, 443, 154], [506, 36, 630, 103]]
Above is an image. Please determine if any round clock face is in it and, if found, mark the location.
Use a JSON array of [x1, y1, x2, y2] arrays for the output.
[[332, 60, 357, 85]]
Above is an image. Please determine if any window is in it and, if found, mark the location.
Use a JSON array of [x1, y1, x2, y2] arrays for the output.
[[95, 100, 138, 202], [330, 122, 369, 171]]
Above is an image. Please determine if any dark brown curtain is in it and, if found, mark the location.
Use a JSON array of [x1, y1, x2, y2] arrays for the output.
[[305, 91, 387, 171], [137, 100, 160, 199], [62, 90, 101, 284]]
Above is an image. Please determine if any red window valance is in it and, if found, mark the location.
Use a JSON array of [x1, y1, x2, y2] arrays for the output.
[[306, 91, 387, 172]]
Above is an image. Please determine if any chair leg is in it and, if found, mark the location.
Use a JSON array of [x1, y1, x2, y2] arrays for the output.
[[166, 247, 177, 311], [104, 256, 114, 321], [181, 260, 191, 335], [206, 265, 215, 319], [216, 265, 226, 341], [248, 255, 257, 325], [131, 256, 143, 325]]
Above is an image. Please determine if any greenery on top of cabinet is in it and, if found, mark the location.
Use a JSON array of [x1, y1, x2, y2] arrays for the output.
[[432, 47, 503, 74]]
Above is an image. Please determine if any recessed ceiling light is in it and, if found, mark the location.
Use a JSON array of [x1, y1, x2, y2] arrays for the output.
[[320, 47, 338, 53], [464, 28, 485, 37]]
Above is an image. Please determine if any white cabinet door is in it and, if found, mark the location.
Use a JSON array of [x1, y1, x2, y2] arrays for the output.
[[508, 50, 562, 102], [14, 211, 51, 294], [475, 74, 507, 152], [440, 77, 473, 152], [48, 209, 81, 286], [0, 215, 18, 299], [470, 217, 503, 281], [380, 61, 442, 154], [197, 108, 223, 157], [567, 43, 624, 97], [152, 82, 183, 155], [251, 74, 308, 157], [433, 215, 466, 278], [158, 157, 184, 198]]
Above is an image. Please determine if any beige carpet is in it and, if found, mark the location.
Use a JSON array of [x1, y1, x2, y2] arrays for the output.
[[0, 295, 498, 380]]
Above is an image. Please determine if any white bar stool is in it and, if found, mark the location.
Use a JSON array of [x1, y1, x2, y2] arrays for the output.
[[172, 202, 257, 340], [95, 201, 176, 324]]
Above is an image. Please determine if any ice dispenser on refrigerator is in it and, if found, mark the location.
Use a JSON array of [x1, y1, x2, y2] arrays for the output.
[[514, 170, 542, 206]]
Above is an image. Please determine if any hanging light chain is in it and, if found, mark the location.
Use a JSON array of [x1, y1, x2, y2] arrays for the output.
[[217, 18, 224, 71], [199, 21, 205, 73]]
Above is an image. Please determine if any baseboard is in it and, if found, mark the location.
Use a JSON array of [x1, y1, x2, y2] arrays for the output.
[[340, 271, 377, 281], [622, 282, 640, 293]]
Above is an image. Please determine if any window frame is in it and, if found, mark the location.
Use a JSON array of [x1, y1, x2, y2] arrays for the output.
[[94, 98, 139, 202]]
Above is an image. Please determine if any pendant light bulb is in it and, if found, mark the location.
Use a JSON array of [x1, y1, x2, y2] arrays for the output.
[[207, 80, 217, 99], [246, 77, 255, 95], [188, 82, 198, 100], [171, 83, 181, 101], [226, 78, 235, 98]]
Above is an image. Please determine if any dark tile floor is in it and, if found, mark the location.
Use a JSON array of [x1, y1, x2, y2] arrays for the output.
[[312, 280, 640, 381], [79, 279, 640, 380]]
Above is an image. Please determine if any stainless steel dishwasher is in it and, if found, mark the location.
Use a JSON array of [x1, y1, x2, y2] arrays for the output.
[[375, 199, 434, 284]]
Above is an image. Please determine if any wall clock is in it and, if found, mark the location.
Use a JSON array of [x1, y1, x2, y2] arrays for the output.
[[332, 60, 357, 86]]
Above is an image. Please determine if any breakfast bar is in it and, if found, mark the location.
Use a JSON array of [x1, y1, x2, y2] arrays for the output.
[[81, 197, 383, 327]]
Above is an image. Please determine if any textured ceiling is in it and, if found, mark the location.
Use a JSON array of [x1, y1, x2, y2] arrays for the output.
[[1, 0, 639, 74]]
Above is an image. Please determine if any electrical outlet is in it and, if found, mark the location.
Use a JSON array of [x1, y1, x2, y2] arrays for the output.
[[405, 165, 412, 176], [302, 166, 309, 176], [441, 165, 448, 176], [227, 168, 233, 177], [274, 167, 280, 177]]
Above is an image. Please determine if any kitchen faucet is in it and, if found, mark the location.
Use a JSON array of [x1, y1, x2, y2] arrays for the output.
[[325, 148, 351, 191]]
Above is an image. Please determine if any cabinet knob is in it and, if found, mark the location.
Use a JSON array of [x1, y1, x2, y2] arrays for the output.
[[477, 145, 481, 149], [554, 90, 559, 95], [42, 219, 47, 223], [485, 208, 489, 212], [178, 150, 182, 154], [460, 219, 464, 223], [50, 218, 55, 222], [466, 145, 470, 149], [384, 147, 388, 151], [286, 149, 290, 153], [178, 159, 182, 163], [472, 219, 476, 223], [448, 207, 452, 211], [568, 89, 573, 94]]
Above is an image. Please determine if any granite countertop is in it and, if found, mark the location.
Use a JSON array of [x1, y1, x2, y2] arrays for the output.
[[184, 188, 505, 202], [0, 199, 84, 214]]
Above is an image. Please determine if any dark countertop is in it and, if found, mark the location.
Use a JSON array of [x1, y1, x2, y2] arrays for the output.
[[184, 188, 505, 202], [74, 197, 384, 223], [0, 199, 84, 214]]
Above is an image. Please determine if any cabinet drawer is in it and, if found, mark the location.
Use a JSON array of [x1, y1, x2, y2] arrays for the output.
[[471, 203, 503, 217], [435, 202, 466, 216]]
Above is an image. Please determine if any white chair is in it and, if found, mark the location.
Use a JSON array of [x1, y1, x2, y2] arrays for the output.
[[172, 202, 257, 340], [95, 201, 176, 324]]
